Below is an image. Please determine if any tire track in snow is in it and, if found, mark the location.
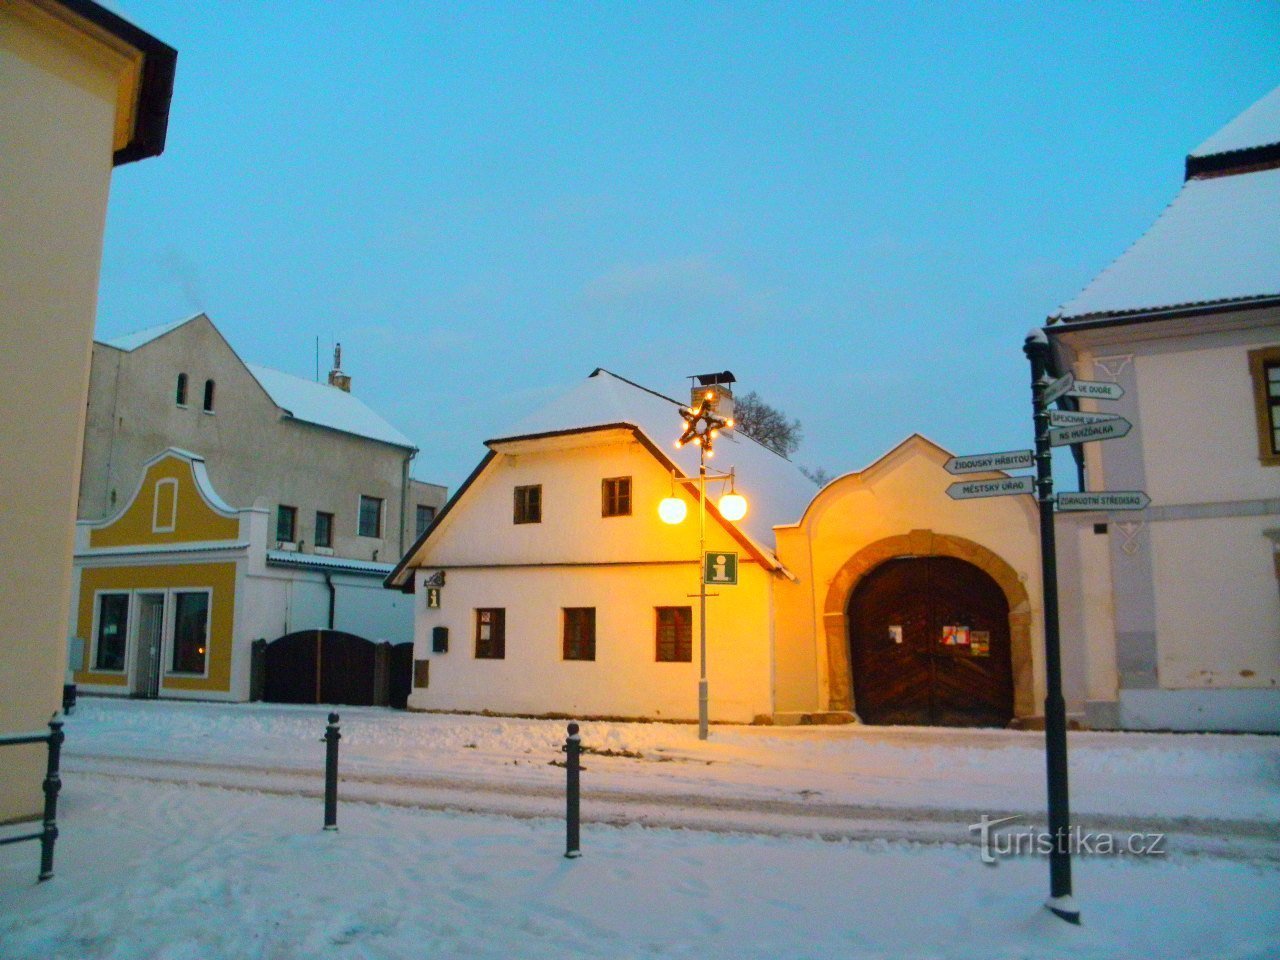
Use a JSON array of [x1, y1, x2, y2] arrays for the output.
[[63, 754, 1280, 861]]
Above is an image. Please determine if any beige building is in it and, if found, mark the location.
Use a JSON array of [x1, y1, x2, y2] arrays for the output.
[[0, 0, 175, 820], [1049, 85, 1280, 732], [387, 371, 1046, 726], [79, 312, 446, 561]]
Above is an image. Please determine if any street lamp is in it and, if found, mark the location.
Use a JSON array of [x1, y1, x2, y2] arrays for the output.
[[658, 392, 748, 740]]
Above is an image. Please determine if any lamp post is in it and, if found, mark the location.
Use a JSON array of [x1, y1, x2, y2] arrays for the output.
[[659, 393, 747, 740]]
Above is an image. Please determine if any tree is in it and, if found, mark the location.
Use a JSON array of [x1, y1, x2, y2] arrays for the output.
[[732, 391, 802, 457], [800, 465, 833, 487]]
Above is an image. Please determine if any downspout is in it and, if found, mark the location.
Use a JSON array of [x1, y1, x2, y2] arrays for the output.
[[324, 573, 335, 630], [400, 449, 417, 556]]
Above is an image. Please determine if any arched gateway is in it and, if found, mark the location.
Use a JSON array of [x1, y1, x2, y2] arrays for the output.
[[822, 530, 1035, 725]]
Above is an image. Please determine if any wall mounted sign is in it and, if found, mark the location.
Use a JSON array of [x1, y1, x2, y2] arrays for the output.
[[426, 587, 441, 609], [942, 625, 971, 646], [970, 631, 990, 657], [1048, 417, 1132, 448], [1056, 491, 1150, 511], [944, 449, 1035, 474], [946, 475, 1036, 500], [889, 625, 903, 644]]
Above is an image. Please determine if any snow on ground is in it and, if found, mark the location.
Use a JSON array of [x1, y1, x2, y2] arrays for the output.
[[1, 698, 1277, 959], [61, 697, 1280, 821], [3, 775, 1278, 960]]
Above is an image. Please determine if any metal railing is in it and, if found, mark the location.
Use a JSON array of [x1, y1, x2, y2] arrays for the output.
[[0, 715, 64, 882]]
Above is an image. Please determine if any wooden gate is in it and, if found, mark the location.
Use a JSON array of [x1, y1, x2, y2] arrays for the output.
[[847, 556, 1013, 727], [262, 630, 412, 707]]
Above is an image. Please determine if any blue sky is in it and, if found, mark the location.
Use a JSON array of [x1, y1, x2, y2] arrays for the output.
[[99, 2, 1279, 490]]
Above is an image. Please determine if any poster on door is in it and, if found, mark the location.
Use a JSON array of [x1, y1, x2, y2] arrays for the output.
[[941, 625, 971, 646], [970, 631, 990, 656]]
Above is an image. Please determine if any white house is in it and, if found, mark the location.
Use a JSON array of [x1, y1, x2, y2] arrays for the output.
[[1048, 85, 1280, 732], [386, 371, 1048, 726]]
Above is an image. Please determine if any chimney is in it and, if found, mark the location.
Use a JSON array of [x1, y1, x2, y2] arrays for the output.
[[690, 370, 735, 425], [327, 343, 351, 392]]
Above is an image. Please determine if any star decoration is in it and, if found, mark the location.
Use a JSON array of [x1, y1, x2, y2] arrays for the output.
[[677, 397, 728, 451]]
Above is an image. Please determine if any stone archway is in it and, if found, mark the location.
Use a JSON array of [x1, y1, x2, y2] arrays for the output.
[[822, 529, 1035, 721]]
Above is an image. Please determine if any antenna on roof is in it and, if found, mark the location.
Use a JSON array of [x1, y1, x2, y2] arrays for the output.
[[314, 336, 320, 382]]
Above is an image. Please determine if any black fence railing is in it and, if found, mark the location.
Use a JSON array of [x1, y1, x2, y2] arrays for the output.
[[0, 715, 65, 882]]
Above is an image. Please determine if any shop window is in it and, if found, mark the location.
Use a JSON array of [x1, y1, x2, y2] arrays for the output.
[[475, 608, 506, 659], [94, 593, 129, 672], [171, 591, 209, 674]]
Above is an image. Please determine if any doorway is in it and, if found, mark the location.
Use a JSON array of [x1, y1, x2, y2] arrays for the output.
[[133, 592, 165, 698], [847, 556, 1013, 726]]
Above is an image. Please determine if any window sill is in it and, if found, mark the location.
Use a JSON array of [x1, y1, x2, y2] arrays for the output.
[[314, 546, 334, 555], [202, 409, 215, 416], [276, 541, 299, 552]]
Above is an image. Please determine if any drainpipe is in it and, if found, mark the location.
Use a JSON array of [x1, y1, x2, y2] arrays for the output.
[[400, 449, 417, 556], [324, 573, 336, 630]]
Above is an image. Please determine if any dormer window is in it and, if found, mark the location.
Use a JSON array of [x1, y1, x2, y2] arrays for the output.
[[176, 373, 188, 406], [203, 379, 215, 413]]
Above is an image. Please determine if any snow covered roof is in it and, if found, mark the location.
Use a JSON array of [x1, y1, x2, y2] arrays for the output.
[[266, 550, 395, 576], [246, 364, 416, 450], [98, 315, 196, 351], [488, 369, 818, 559], [1190, 84, 1280, 160], [1052, 85, 1280, 324], [1051, 167, 1280, 322]]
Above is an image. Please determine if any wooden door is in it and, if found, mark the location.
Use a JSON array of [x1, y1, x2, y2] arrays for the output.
[[847, 556, 1013, 727]]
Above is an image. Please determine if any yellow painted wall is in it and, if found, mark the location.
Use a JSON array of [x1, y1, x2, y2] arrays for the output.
[[74, 563, 237, 693], [89, 454, 240, 548], [0, 1, 134, 821]]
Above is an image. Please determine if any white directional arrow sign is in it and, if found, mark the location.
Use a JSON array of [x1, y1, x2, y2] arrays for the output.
[[1056, 491, 1150, 511], [1048, 416, 1132, 447], [947, 475, 1036, 500], [945, 449, 1035, 475], [1047, 410, 1120, 427], [1042, 373, 1074, 405], [1066, 379, 1124, 401]]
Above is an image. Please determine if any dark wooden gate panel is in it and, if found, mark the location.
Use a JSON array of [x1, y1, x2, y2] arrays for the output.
[[264, 631, 414, 708], [848, 557, 1013, 727]]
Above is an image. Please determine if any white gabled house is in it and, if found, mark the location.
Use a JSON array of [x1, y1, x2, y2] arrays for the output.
[[1047, 84, 1280, 732]]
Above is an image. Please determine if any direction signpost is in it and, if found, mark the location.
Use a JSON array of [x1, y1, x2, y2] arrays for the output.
[[944, 449, 1034, 474], [1066, 379, 1124, 401], [1046, 410, 1118, 428], [947, 475, 1035, 500], [1056, 491, 1150, 511], [1042, 372, 1074, 405], [1048, 416, 1131, 448]]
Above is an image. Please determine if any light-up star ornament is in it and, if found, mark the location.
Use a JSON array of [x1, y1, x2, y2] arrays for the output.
[[676, 394, 731, 453]]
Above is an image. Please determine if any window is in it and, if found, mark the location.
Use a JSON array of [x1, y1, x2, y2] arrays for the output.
[[359, 495, 383, 537], [602, 477, 632, 517], [94, 593, 129, 671], [514, 484, 542, 524], [315, 511, 334, 548], [176, 373, 188, 406], [202, 379, 216, 413], [1248, 346, 1280, 466], [656, 606, 693, 662], [276, 505, 297, 543], [416, 504, 436, 538], [171, 591, 209, 674], [563, 608, 596, 661], [152, 478, 177, 533], [475, 608, 506, 659]]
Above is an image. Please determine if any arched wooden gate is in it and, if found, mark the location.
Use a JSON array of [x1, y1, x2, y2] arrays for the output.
[[847, 556, 1014, 727]]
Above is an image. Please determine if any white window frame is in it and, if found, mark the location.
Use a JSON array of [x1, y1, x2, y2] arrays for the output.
[[152, 478, 178, 533], [165, 587, 213, 679], [88, 589, 132, 675]]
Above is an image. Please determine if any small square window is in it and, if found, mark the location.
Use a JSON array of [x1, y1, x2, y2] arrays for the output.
[[602, 477, 632, 517], [276, 505, 297, 542], [315, 511, 334, 548], [514, 485, 542, 524], [475, 608, 506, 659], [563, 608, 596, 661], [359, 495, 383, 538], [656, 606, 692, 662]]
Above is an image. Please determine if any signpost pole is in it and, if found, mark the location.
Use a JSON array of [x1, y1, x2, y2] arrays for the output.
[[1023, 330, 1080, 925], [698, 451, 709, 741]]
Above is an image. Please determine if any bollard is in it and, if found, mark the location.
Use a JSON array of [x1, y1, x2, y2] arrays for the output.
[[564, 722, 581, 858], [38, 716, 64, 882], [323, 712, 340, 831]]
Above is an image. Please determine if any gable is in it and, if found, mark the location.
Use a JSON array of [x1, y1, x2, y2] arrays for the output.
[[87, 450, 240, 548]]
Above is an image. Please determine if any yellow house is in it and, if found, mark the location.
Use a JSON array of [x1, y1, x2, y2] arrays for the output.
[[0, 0, 175, 820]]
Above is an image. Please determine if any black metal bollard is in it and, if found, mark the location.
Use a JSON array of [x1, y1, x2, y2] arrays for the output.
[[323, 712, 340, 831], [38, 716, 64, 882], [564, 722, 581, 859]]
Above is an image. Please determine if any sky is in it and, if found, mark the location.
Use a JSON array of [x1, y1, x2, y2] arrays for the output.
[[96, 2, 1280, 490]]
